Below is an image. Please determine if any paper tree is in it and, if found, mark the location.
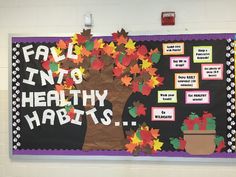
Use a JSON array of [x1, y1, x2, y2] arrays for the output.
[[42, 29, 164, 150]]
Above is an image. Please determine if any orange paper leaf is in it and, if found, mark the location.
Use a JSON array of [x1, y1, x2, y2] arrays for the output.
[[130, 64, 141, 75], [81, 47, 91, 57], [150, 128, 160, 139], [55, 84, 64, 93], [146, 67, 157, 76], [72, 55, 84, 64], [56, 40, 67, 49], [117, 35, 127, 45], [121, 75, 132, 86], [103, 42, 116, 56], [125, 143, 137, 153]]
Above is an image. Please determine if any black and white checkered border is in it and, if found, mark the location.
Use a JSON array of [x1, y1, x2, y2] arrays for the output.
[[12, 43, 21, 150], [226, 39, 236, 153]]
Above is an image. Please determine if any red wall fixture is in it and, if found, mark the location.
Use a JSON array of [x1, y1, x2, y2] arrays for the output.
[[161, 12, 175, 26]]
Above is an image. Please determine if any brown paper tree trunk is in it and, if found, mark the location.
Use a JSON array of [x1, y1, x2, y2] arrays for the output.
[[76, 62, 132, 150]]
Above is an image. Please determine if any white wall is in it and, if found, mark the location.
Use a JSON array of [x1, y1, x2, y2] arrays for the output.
[[1, 0, 236, 176]]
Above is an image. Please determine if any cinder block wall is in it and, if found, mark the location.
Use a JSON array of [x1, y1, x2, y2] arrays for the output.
[[0, 0, 236, 176]]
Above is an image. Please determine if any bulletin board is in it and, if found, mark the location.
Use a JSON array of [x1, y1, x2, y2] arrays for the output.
[[10, 29, 236, 160]]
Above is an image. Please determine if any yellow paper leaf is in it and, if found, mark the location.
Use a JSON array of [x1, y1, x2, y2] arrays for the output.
[[71, 34, 78, 44], [131, 133, 143, 145], [153, 139, 163, 151], [94, 39, 105, 49], [74, 45, 83, 55], [79, 66, 85, 74], [54, 47, 62, 56], [142, 59, 152, 69], [125, 39, 136, 50], [109, 42, 116, 52], [150, 76, 159, 88]]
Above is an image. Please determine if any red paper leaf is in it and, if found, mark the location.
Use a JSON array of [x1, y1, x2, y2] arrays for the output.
[[179, 139, 186, 150], [113, 67, 123, 77], [41, 60, 50, 70], [184, 119, 195, 130], [137, 104, 147, 116], [142, 84, 152, 96], [199, 118, 207, 130], [91, 59, 104, 71], [91, 49, 100, 56], [216, 140, 225, 152], [202, 111, 213, 119], [137, 45, 148, 56], [122, 55, 132, 66], [65, 78, 74, 87], [112, 32, 118, 41], [156, 75, 164, 85], [77, 34, 87, 44], [131, 81, 139, 93], [68, 111, 75, 120], [140, 130, 152, 145]]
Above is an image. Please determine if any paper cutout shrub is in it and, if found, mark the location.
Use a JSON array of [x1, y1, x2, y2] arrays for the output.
[[170, 138, 186, 150], [46, 29, 164, 150], [170, 112, 225, 155], [125, 123, 163, 155]]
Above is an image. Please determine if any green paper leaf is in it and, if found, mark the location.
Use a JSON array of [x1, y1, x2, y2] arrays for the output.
[[151, 53, 161, 63], [50, 62, 58, 72], [170, 138, 180, 150], [138, 83, 143, 92], [65, 105, 72, 113], [85, 41, 94, 51], [206, 124, 216, 130], [215, 136, 224, 146], [194, 124, 199, 130], [189, 112, 199, 120], [118, 53, 125, 63], [206, 118, 216, 130], [136, 130, 142, 140], [206, 118, 216, 123], [181, 124, 187, 131], [129, 107, 137, 118]]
